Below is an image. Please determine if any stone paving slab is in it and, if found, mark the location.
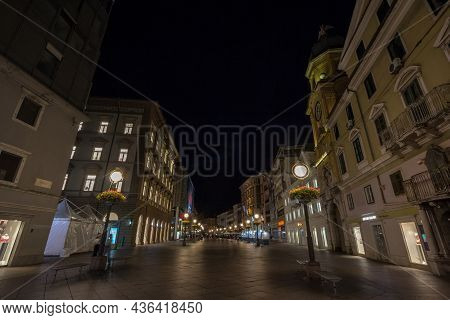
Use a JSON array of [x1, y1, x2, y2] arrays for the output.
[[1, 239, 449, 300]]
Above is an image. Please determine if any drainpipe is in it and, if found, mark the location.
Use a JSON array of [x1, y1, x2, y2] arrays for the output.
[[347, 89, 386, 204]]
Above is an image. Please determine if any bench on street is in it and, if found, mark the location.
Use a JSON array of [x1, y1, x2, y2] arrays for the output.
[[51, 263, 89, 282], [314, 271, 342, 294]]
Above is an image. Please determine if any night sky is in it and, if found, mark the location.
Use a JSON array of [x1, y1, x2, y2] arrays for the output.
[[91, 0, 356, 217]]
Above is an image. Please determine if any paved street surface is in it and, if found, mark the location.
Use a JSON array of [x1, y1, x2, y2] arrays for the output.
[[1, 240, 449, 300]]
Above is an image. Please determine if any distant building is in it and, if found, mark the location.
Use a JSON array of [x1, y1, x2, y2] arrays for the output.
[[172, 170, 195, 239], [0, 0, 111, 266]]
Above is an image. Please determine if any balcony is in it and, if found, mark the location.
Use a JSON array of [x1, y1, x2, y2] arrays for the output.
[[382, 84, 449, 149], [404, 166, 450, 203]]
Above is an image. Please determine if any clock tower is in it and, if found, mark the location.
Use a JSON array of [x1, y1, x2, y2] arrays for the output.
[[305, 25, 348, 252]]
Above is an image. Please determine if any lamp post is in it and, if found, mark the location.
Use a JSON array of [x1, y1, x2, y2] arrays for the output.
[[254, 214, 261, 247], [183, 213, 189, 246], [291, 163, 318, 266], [193, 219, 197, 241], [99, 169, 123, 256], [245, 219, 251, 242]]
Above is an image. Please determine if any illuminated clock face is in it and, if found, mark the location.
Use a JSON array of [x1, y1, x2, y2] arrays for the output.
[[315, 102, 322, 121]]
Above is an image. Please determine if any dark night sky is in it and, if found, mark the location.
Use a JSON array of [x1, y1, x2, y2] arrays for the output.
[[91, 0, 356, 217]]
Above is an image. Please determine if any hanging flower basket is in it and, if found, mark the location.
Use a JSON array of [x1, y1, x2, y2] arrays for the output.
[[96, 189, 126, 202], [289, 186, 320, 203]]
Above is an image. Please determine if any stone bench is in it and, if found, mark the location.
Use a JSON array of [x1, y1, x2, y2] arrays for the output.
[[314, 271, 342, 294], [51, 263, 89, 282]]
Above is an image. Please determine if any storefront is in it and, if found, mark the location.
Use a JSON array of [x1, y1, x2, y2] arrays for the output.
[[400, 222, 427, 265], [352, 225, 365, 255], [0, 219, 22, 267]]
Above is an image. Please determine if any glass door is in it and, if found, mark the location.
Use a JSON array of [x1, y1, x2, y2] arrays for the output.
[[372, 224, 389, 261], [353, 226, 365, 255], [400, 222, 427, 265], [0, 219, 22, 266]]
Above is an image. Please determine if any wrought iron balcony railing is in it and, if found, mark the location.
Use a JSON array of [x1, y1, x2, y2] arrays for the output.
[[404, 166, 450, 202], [383, 84, 449, 148]]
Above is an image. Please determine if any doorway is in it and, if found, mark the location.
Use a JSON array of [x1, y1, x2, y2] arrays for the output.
[[0, 219, 22, 266], [372, 224, 389, 261], [400, 222, 427, 265], [353, 226, 365, 255]]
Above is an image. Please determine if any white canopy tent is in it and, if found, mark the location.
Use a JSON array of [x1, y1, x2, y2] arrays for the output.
[[44, 199, 104, 257]]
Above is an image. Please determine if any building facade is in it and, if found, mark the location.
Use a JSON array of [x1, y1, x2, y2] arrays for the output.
[[284, 150, 332, 251], [0, 0, 111, 266], [270, 146, 316, 240], [307, 1, 450, 274], [134, 101, 178, 246], [62, 98, 143, 248]]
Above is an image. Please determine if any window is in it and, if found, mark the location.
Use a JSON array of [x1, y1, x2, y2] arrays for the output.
[[338, 152, 347, 175], [78, 122, 83, 131], [36, 43, 62, 78], [426, 0, 447, 15], [345, 104, 354, 121], [83, 175, 96, 191], [364, 73, 377, 99], [62, 174, 68, 190], [53, 10, 74, 41], [390, 171, 405, 195], [118, 148, 128, 162], [15, 97, 42, 127], [312, 178, 318, 188], [124, 123, 133, 134], [116, 180, 123, 192], [374, 113, 388, 145], [387, 33, 406, 60], [99, 121, 109, 133], [333, 124, 340, 140], [142, 180, 147, 197], [364, 185, 375, 204], [70, 146, 76, 159], [347, 193, 355, 210], [377, 0, 391, 23], [0, 150, 22, 183], [352, 137, 365, 163], [402, 78, 424, 105], [356, 41, 366, 60], [91, 147, 102, 161]]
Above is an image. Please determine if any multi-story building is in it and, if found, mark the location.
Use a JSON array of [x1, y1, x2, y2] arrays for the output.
[[305, 25, 348, 253], [216, 210, 229, 228], [308, 1, 450, 275], [0, 0, 111, 266], [62, 97, 144, 248], [284, 150, 331, 250], [240, 175, 272, 231], [134, 100, 178, 246]]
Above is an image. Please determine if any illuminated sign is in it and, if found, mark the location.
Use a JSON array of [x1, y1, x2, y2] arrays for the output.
[[362, 215, 377, 222]]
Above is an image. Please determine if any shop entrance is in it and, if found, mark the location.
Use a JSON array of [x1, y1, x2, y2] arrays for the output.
[[0, 219, 22, 266], [372, 224, 389, 261], [400, 222, 427, 265], [353, 226, 365, 255]]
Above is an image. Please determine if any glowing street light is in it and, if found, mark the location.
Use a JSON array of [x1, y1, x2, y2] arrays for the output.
[[292, 162, 309, 180], [292, 162, 318, 266]]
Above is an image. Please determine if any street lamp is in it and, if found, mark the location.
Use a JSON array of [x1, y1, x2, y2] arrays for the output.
[[291, 163, 318, 267], [99, 169, 123, 255], [183, 213, 189, 246], [245, 219, 251, 242]]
